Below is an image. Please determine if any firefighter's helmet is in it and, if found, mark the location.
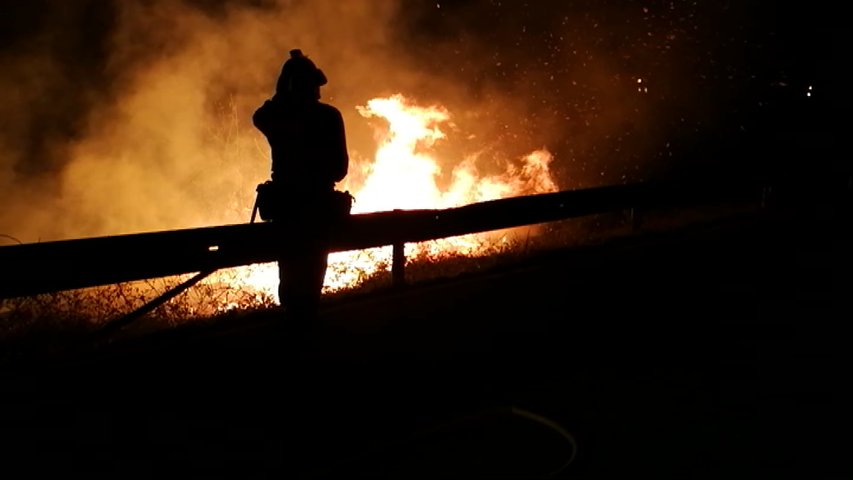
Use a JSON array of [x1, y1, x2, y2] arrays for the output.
[[276, 49, 327, 94]]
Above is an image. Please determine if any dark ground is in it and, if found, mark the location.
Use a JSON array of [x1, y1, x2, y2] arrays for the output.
[[1, 184, 851, 479]]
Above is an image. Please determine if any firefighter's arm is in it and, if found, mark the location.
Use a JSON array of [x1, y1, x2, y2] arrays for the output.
[[332, 109, 349, 182], [252, 100, 276, 136]]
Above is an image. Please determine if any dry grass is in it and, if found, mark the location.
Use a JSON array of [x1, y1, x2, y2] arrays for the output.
[[0, 270, 278, 364]]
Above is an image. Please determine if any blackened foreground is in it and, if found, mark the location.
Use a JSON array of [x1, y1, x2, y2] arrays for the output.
[[2, 192, 851, 479]]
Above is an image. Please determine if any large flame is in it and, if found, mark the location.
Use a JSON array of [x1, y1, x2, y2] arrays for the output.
[[206, 93, 558, 307]]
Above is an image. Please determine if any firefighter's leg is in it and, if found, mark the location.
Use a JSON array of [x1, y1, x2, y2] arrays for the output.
[[303, 247, 329, 313], [278, 247, 327, 320]]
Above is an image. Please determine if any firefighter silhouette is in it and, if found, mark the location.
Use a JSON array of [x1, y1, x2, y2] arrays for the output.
[[253, 49, 349, 320]]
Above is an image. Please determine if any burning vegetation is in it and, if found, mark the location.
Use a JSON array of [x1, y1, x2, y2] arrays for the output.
[[2, 91, 560, 334]]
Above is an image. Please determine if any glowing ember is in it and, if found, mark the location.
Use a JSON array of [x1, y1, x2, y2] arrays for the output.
[[212, 94, 558, 306]]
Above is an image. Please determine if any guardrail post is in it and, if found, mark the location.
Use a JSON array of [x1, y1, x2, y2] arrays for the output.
[[392, 242, 406, 287], [630, 207, 643, 232]]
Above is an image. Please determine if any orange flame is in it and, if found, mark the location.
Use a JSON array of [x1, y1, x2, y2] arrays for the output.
[[206, 94, 557, 308]]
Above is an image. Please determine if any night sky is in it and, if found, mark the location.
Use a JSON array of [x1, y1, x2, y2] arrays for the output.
[[400, 1, 845, 184], [0, 0, 846, 240]]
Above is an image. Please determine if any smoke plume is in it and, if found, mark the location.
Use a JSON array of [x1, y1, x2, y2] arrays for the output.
[[1, 0, 810, 243]]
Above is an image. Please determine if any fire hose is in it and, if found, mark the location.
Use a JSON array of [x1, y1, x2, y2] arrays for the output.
[[306, 406, 578, 478], [94, 193, 263, 339]]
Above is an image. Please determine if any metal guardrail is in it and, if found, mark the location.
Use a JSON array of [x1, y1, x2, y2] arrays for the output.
[[0, 182, 756, 300]]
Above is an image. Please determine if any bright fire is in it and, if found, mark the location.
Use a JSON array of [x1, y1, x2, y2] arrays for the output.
[[206, 93, 558, 308]]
